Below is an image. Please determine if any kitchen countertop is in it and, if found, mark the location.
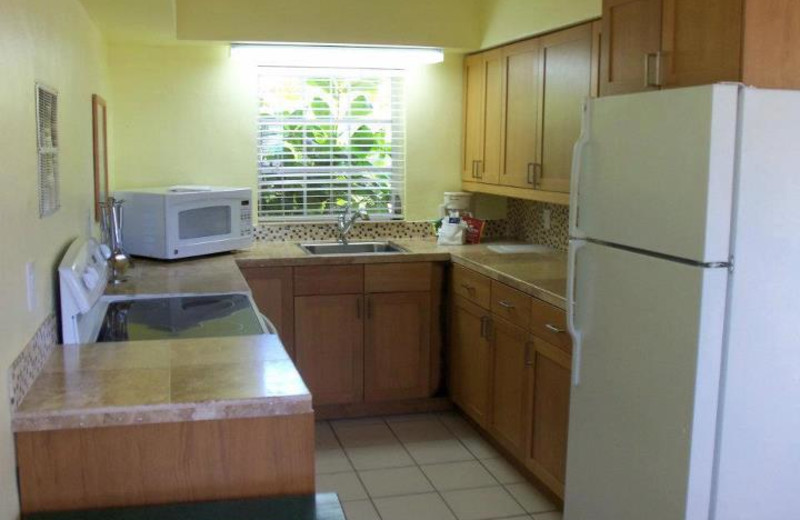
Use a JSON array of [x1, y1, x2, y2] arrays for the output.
[[14, 238, 565, 433], [237, 239, 568, 309], [13, 335, 310, 432]]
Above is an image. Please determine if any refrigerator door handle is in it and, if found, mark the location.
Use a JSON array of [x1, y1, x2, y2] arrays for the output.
[[567, 238, 587, 386], [569, 98, 591, 240]]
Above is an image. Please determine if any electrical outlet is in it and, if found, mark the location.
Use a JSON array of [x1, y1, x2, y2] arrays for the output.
[[542, 209, 552, 231], [26, 262, 36, 312]]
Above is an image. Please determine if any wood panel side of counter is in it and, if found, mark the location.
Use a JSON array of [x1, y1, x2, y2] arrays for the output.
[[16, 414, 315, 514]]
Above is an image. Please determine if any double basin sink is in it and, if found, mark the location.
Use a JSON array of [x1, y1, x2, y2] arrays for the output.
[[300, 241, 408, 256]]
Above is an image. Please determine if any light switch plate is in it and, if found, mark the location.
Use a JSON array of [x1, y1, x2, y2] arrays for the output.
[[26, 261, 36, 312], [542, 209, 552, 231]]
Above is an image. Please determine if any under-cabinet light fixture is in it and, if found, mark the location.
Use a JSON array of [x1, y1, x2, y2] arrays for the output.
[[230, 43, 444, 69]]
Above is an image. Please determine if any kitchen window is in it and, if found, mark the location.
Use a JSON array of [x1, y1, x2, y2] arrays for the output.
[[257, 68, 405, 221]]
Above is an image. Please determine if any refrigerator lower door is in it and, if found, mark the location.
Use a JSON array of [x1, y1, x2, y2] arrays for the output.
[[564, 242, 728, 520], [572, 84, 738, 264]]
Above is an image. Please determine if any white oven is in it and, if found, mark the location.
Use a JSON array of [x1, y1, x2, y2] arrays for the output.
[[114, 186, 253, 260]]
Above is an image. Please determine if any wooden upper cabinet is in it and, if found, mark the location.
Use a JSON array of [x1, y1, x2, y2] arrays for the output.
[[294, 294, 364, 406], [364, 292, 431, 402], [490, 317, 531, 457], [501, 39, 541, 190], [463, 54, 485, 183], [661, 0, 743, 88], [537, 23, 595, 194], [742, 0, 800, 90], [600, 0, 663, 96], [463, 50, 503, 185]]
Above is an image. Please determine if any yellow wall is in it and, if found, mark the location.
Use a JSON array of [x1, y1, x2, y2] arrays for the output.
[[175, 0, 484, 50], [0, 1, 109, 518], [109, 45, 468, 221], [481, 0, 602, 48]]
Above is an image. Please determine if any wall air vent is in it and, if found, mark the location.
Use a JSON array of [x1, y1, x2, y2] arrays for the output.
[[35, 83, 60, 217]]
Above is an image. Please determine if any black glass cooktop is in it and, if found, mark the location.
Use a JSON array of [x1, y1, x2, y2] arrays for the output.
[[97, 294, 264, 342]]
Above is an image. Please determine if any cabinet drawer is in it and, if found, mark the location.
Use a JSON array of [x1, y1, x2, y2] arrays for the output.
[[294, 265, 363, 296], [365, 263, 432, 293], [451, 265, 491, 309], [530, 298, 571, 353], [491, 281, 532, 329]]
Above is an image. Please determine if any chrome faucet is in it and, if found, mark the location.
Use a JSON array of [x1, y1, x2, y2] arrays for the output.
[[337, 204, 369, 245]]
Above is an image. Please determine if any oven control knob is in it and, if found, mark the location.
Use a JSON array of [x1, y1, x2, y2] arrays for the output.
[[82, 267, 100, 290]]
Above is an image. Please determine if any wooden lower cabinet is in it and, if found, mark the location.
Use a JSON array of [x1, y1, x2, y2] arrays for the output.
[[524, 338, 573, 498], [240, 266, 294, 357], [294, 294, 364, 406], [449, 264, 572, 499], [364, 292, 431, 402], [450, 295, 493, 428], [489, 317, 530, 456], [16, 415, 314, 513]]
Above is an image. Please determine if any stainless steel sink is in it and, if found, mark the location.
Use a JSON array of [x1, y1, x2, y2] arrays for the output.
[[300, 241, 408, 256]]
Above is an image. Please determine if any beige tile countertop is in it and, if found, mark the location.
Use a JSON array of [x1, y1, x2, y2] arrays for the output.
[[13, 335, 311, 432], [236, 239, 568, 309]]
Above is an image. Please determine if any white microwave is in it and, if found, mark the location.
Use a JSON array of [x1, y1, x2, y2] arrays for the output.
[[114, 186, 254, 260]]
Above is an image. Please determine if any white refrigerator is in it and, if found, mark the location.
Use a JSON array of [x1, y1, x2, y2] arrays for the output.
[[564, 84, 800, 520]]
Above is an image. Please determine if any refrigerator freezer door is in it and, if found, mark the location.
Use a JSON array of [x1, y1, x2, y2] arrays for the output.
[[573, 84, 738, 264], [564, 242, 728, 520], [710, 88, 800, 520]]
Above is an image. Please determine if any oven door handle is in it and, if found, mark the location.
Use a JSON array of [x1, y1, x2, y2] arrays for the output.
[[259, 312, 279, 335]]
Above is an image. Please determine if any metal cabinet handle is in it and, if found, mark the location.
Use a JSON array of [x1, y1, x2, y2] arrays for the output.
[[532, 163, 542, 188], [461, 283, 475, 293], [545, 323, 566, 334], [480, 316, 492, 339], [498, 300, 515, 309], [526, 163, 534, 185], [475, 160, 483, 179], [644, 52, 663, 88], [525, 342, 534, 367]]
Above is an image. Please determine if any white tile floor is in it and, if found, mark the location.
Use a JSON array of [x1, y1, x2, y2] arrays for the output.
[[315, 412, 562, 520]]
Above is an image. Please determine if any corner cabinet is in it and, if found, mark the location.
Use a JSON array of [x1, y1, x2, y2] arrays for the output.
[[601, 0, 800, 95], [462, 21, 600, 205]]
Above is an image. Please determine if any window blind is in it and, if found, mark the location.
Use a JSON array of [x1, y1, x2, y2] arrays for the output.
[[257, 69, 405, 220]]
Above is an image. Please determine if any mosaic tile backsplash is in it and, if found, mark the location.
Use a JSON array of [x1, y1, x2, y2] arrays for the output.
[[254, 200, 569, 250], [9, 314, 58, 410], [255, 219, 509, 242], [504, 198, 570, 250]]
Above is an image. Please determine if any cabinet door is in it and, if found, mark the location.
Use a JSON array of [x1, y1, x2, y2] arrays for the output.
[[600, 0, 663, 96], [295, 295, 364, 406], [489, 317, 530, 456], [525, 337, 572, 498], [240, 266, 294, 357], [450, 296, 493, 428], [463, 51, 503, 185], [463, 53, 486, 182], [537, 23, 595, 194], [501, 39, 541, 189], [661, 0, 743, 88], [364, 293, 431, 402]]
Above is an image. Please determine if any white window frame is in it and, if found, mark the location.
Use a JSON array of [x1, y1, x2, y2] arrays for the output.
[[256, 67, 405, 222]]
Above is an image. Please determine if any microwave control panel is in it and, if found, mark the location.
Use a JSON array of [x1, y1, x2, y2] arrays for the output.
[[240, 200, 252, 236]]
